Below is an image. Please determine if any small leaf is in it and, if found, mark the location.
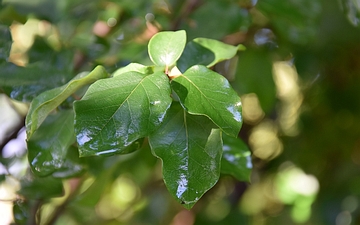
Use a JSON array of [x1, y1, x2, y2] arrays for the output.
[[149, 103, 222, 209], [171, 65, 242, 137], [74, 71, 172, 157], [27, 110, 75, 177], [25, 65, 109, 139], [112, 63, 154, 77], [13, 200, 30, 225], [221, 134, 252, 182], [148, 30, 186, 67], [178, 38, 244, 72], [177, 41, 215, 73]]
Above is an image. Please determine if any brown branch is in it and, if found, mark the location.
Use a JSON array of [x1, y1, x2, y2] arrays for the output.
[[170, 0, 204, 31], [0, 119, 25, 154]]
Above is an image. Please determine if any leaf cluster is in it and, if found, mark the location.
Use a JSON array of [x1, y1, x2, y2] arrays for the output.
[[23, 30, 251, 209]]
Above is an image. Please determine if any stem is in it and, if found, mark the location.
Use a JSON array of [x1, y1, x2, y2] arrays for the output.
[[43, 177, 84, 225]]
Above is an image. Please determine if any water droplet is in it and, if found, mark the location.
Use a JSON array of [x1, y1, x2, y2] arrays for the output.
[[176, 174, 188, 198]]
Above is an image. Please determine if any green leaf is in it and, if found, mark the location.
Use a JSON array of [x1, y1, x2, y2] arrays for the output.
[[74, 71, 172, 157], [0, 5, 27, 25], [112, 63, 153, 77], [18, 176, 63, 199], [193, 38, 245, 68], [0, 50, 74, 102], [221, 134, 252, 182], [177, 41, 215, 73], [27, 110, 75, 177], [171, 65, 242, 137], [51, 145, 85, 179], [149, 103, 222, 209], [13, 200, 30, 225], [178, 38, 245, 72], [0, 25, 12, 63], [234, 50, 276, 113], [148, 30, 186, 67], [25, 65, 109, 139]]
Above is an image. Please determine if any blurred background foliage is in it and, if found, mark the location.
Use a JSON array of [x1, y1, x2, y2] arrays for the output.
[[1, 0, 360, 224]]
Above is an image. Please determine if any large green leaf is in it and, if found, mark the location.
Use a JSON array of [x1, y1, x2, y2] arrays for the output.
[[149, 103, 222, 209], [25, 65, 109, 139], [171, 65, 242, 137], [221, 134, 252, 182], [74, 71, 172, 157], [148, 30, 186, 67], [177, 38, 245, 72], [27, 110, 75, 177]]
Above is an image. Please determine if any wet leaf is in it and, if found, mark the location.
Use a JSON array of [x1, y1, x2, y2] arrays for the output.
[[51, 146, 85, 178], [25, 65, 109, 139], [148, 30, 186, 67], [178, 38, 244, 72], [74, 71, 172, 157], [27, 110, 75, 177], [177, 41, 215, 73], [149, 103, 222, 209], [221, 134, 252, 182], [171, 65, 242, 137]]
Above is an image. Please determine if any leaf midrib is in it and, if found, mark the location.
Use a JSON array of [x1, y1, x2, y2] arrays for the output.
[[85, 74, 149, 145], [179, 74, 234, 133]]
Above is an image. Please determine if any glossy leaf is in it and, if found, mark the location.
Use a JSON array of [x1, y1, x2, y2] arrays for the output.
[[221, 134, 252, 182], [177, 41, 215, 73], [171, 65, 242, 137], [112, 63, 153, 77], [149, 103, 222, 209], [51, 146, 85, 178], [179, 38, 244, 72], [74, 71, 172, 157], [193, 38, 245, 68], [25, 66, 108, 139], [148, 30, 186, 67], [27, 110, 75, 177]]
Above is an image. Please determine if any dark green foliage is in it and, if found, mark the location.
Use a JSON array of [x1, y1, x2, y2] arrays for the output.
[[1, 0, 360, 224]]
